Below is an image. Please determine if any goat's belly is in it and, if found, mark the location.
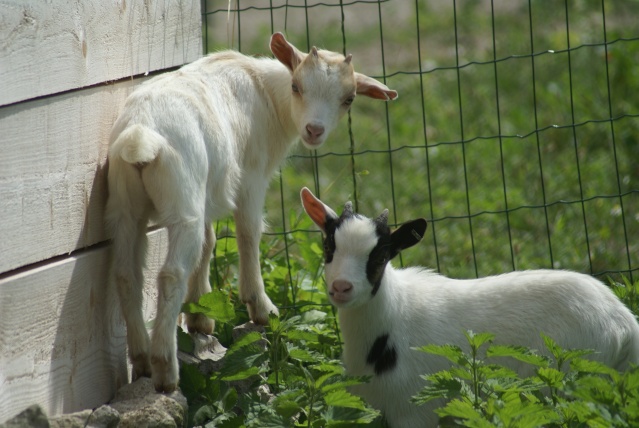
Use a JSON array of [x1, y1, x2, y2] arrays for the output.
[[352, 367, 438, 427]]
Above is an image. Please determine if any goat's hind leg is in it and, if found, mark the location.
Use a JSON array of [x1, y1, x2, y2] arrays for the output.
[[185, 222, 216, 335], [110, 215, 152, 380], [151, 220, 204, 393]]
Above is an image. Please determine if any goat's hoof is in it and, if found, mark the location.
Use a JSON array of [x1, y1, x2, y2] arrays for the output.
[[154, 381, 178, 394], [151, 355, 178, 394], [186, 313, 215, 335], [131, 353, 152, 380], [247, 296, 279, 326]]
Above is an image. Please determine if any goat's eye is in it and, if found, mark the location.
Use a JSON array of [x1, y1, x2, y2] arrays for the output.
[[343, 96, 355, 107], [292, 83, 300, 94]]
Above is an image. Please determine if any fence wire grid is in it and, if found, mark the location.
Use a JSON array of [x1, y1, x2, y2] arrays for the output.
[[202, 0, 639, 311]]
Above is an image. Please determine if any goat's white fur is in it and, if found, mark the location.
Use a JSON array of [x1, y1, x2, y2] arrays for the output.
[[105, 33, 397, 393], [300, 187, 639, 428]]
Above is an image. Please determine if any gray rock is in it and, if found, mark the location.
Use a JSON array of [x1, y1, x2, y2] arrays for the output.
[[45, 404, 120, 428], [49, 409, 93, 428], [110, 378, 187, 428], [86, 405, 120, 428], [0, 405, 49, 428], [177, 333, 227, 376]]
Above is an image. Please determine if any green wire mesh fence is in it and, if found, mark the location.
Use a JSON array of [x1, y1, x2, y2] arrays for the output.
[[202, 0, 639, 312]]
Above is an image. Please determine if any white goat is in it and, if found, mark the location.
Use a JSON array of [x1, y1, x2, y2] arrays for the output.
[[300, 187, 639, 428], [105, 33, 397, 393]]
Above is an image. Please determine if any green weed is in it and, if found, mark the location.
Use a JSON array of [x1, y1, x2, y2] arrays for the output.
[[414, 328, 639, 427]]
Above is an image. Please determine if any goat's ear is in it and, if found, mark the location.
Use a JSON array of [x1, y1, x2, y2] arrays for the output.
[[355, 73, 398, 101], [389, 219, 427, 259], [270, 32, 305, 72], [301, 187, 338, 233]]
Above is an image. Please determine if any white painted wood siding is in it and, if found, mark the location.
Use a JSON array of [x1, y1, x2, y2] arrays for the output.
[[0, 0, 202, 421]]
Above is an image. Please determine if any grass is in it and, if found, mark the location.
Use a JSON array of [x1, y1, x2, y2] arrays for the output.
[[204, 0, 639, 282]]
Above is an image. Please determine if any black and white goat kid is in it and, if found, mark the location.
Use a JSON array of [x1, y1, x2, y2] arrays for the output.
[[300, 187, 639, 428]]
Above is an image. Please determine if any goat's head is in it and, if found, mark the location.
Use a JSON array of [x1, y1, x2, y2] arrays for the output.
[[270, 32, 398, 148], [301, 187, 427, 308]]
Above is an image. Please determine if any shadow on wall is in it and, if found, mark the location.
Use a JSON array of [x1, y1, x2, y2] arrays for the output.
[[48, 159, 129, 414]]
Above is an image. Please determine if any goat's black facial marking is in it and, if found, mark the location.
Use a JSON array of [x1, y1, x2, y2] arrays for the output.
[[366, 334, 397, 375], [322, 201, 355, 264], [322, 217, 337, 263], [367, 215, 393, 295]]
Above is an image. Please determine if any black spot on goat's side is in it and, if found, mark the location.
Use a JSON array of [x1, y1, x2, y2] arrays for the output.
[[366, 333, 397, 375]]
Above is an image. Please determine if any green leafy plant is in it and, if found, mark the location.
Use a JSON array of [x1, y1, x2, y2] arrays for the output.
[[413, 329, 639, 427], [179, 309, 380, 427], [180, 209, 639, 427], [178, 204, 639, 427]]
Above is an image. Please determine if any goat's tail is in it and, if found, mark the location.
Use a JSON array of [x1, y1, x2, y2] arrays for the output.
[[110, 124, 167, 165]]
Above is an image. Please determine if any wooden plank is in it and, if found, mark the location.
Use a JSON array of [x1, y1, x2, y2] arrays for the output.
[[0, 0, 202, 106], [0, 77, 150, 273], [0, 228, 168, 422]]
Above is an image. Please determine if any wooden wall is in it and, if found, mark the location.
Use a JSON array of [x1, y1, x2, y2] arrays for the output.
[[0, 0, 202, 421]]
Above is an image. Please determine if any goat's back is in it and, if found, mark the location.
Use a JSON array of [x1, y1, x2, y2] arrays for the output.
[[107, 51, 296, 222], [390, 268, 639, 370]]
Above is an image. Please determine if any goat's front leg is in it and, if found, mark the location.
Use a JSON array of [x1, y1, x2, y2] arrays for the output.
[[185, 222, 216, 335], [234, 184, 279, 325]]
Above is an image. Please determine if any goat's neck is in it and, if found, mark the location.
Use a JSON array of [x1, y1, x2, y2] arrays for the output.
[[258, 61, 297, 141]]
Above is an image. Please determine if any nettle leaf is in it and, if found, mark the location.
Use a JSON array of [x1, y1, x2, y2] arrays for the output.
[[489, 377, 546, 396], [272, 389, 304, 419], [177, 328, 195, 353], [494, 398, 561, 427], [561, 348, 595, 362], [413, 371, 464, 405], [248, 412, 292, 428], [227, 331, 264, 355], [324, 389, 369, 410], [268, 313, 282, 332], [541, 333, 562, 358], [220, 362, 261, 382], [487, 344, 550, 368], [322, 406, 380, 426], [620, 366, 639, 392], [435, 398, 484, 421], [570, 357, 618, 378], [220, 334, 267, 381], [222, 386, 238, 411], [449, 366, 473, 381], [540, 333, 593, 367], [414, 344, 466, 364], [286, 329, 320, 343], [571, 375, 618, 401], [464, 330, 495, 349], [313, 362, 344, 375], [536, 367, 565, 387], [319, 378, 364, 394], [289, 347, 317, 362], [182, 289, 236, 324], [478, 364, 518, 381], [179, 363, 206, 401], [215, 415, 245, 428]]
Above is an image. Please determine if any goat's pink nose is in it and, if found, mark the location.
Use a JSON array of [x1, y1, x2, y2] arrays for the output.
[[306, 123, 325, 139], [330, 280, 353, 295]]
